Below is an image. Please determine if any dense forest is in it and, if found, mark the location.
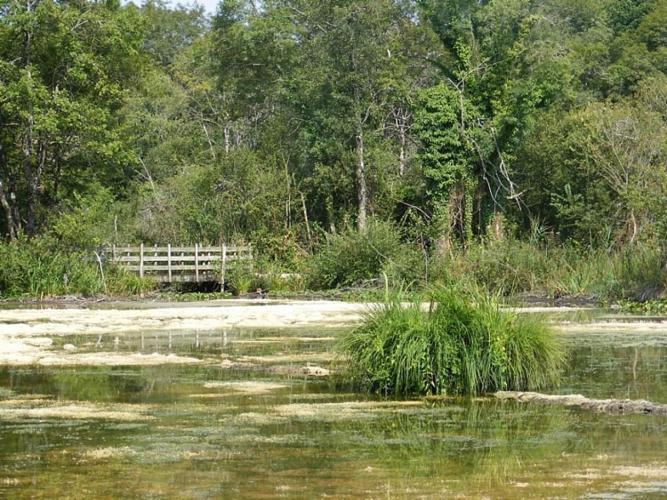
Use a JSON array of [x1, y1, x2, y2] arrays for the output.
[[0, 0, 665, 300]]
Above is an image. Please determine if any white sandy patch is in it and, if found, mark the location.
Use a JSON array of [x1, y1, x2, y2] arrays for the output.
[[613, 465, 667, 479], [37, 352, 202, 366], [230, 336, 336, 344], [0, 300, 365, 366], [0, 339, 44, 365], [235, 352, 335, 364], [274, 400, 423, 419], [558, 321, 667, 333], [509, 306, 596, 313], [81, 447, 138, 460], [0, 346, 201, 366]]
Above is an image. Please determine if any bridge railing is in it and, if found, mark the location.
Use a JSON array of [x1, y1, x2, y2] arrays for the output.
[[108, 244, 252, 283]]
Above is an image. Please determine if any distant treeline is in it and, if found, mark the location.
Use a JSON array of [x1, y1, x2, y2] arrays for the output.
[[0, 0, 665, 296]]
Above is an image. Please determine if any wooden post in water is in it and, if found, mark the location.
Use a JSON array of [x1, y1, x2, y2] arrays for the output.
[[167, 243, 172, 282], [195, 243, 200, 283], [139, 243, 144, 278]]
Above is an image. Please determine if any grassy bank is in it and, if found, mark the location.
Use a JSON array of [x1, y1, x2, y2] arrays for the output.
[[0, 237, 154, 299], [1, 224, 665, 304]]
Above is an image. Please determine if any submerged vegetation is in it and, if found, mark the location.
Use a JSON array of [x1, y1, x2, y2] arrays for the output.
[[342, 288, 564, 396]]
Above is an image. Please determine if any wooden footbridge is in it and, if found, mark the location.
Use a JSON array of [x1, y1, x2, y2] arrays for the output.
[[108, 244, 252, 283]]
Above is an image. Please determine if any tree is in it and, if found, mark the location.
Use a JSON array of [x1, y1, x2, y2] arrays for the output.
[[0, 0, 144, 238], [413, 83, 486, 247]]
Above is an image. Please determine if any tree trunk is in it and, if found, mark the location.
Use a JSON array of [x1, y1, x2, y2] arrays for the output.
[[356, 129, 367, 232], [394, 109, 409, 177], [22, 118, 37, 236], [0, 180, 17, 240], [398, 135, 406, 177], [223, 125, 230, 155]]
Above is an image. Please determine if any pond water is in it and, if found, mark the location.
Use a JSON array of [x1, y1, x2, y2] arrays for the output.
[[0, 312, 666, 498]]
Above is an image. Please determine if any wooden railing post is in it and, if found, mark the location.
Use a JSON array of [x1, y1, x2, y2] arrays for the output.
[[221, 243, 227, 290], [167, 243, 172, 282], [195, 243, 199, 282]]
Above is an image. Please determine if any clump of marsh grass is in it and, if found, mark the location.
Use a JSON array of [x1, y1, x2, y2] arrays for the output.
[[341, 287, 563, 396]]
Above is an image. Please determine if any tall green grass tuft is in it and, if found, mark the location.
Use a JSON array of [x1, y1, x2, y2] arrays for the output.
[[341, 287, 563, 396]]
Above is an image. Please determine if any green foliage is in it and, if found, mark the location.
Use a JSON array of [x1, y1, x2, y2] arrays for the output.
[[0, 236, 154, 298], [341, 287, 564, 396], [0, 0, 145, 236], [225, 261, 255, 296], [432, 239, 667, 301], [414, 83, 485, 244], [49, 186, 117, 250], [135, 148, 292, 244], [618, 299, 667, 315], [0, 0, 666, 303], [306, 220, 404, 289]]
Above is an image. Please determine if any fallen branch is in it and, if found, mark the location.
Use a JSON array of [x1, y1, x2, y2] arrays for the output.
[[495, 391, 667, 416]]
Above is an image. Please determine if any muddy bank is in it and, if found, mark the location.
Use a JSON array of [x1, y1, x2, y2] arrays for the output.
[[496, 391, 667, 415]]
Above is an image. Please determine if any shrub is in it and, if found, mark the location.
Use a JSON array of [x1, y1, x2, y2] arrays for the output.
[[382, 245, 428, 290], [225, 261, 256, 295], [0, 236, 155, 298], [341, 287, 563, 396], [430, 239, 666, 301], [307, 219, 403, 289]]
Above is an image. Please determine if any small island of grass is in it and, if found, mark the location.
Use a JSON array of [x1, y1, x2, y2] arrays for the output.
[[342, 287, 564, 397]]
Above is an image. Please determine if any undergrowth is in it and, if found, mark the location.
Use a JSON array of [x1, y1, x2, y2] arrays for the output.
[[432, 240, 666, 301], [0, 236, 155, 298]]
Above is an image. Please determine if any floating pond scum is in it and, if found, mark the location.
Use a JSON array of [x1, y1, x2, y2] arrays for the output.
[[0, 304, 666, 498]]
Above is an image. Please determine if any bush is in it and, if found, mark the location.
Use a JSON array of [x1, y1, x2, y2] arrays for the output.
[[341, 287, 564, 396], [307, 219, 404, 289], [0, 236, 155, 298], [225, 261, 256, 295], [382, 245, 428, 290]]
